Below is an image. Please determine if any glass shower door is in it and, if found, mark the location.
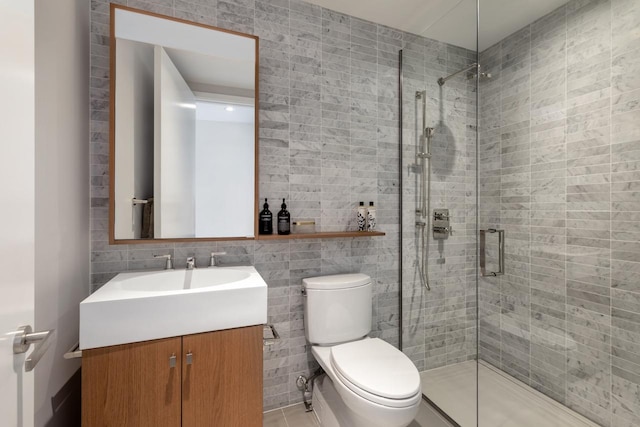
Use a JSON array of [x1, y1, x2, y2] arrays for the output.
[[401, 1, 640, 426], [399, 2, 480, 423]]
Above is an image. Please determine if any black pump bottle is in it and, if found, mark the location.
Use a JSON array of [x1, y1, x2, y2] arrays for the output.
[[277, 199, 290, 235], [259, 198, 273, 235]]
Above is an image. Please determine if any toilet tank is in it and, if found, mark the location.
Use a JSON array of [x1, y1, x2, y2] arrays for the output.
[[302, 274, 372, 345]]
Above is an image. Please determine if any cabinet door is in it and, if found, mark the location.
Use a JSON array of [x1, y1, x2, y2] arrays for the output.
[[82, 337, 182, 427], [182, 325, 263, 426]]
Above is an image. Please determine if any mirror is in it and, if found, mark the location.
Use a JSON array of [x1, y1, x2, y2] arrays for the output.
[[109, 5, 258, 242]]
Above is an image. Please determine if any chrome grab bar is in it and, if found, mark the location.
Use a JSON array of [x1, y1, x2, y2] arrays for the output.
[[13, 325, 56, 372], [480, 229, 505, 277]]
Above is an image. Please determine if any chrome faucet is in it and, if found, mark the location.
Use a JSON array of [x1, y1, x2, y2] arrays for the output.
[[186, 257, 196, 270], [154, 254, 173, 270], [209, 252, 227, 267]]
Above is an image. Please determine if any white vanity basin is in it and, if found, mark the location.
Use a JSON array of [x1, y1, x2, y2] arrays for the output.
[[80, 266, 267, 349]]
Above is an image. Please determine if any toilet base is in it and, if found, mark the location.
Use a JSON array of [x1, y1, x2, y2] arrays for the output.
[[312, 375, 418, 427], [312, 375, 352, 427]]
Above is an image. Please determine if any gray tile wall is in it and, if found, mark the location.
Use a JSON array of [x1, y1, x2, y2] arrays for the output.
[[400, 39, 478, 371], [88, 0, 457, 411], [478, 0, 640, 425], [90, 0, 640, 419]]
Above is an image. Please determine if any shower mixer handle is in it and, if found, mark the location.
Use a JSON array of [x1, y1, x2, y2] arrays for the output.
[[433, 225, 453, 239], [434, 211, 449, 221]]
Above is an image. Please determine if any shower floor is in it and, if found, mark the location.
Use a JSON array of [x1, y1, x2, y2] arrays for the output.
[[420, 360, 600, 427]]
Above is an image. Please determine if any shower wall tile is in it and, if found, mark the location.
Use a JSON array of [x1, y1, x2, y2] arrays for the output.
[[400, 31, 477, 372], [479, 0, 640, 424], [565, 1, 613, 424], [478, 41, 503, 370], [499, 24, 533, 385], [528, 3, 568, 404], [611, 0, 640, 424]]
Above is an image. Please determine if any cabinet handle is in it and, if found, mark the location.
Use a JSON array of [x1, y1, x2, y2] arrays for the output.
[[169, 353, 176, 368], [186, 351, 193, 365]]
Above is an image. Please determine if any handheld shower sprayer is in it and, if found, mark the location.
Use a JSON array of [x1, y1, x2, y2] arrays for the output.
[[415, 91, 433, 291]]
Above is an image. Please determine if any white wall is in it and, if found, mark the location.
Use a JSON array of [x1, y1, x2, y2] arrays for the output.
[[34, 0, 89, 425], [0, 2, 35, 426], [154, 46, 196, 238], [195, 120, 254, 237], [114, 39, 154, 239]]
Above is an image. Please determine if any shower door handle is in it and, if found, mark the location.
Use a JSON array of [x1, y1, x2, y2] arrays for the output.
[[480, 229, 504, 277]]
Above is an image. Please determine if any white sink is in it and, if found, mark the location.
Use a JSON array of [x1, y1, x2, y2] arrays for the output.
[[80, 266, 267, 350], [111, 268, 252, 292]]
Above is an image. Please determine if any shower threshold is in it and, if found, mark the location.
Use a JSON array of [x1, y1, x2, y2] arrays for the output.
[[420, 360, 600, 427]]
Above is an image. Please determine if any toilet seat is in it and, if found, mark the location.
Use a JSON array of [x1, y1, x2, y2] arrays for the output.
[[312, 338, 421, 409]]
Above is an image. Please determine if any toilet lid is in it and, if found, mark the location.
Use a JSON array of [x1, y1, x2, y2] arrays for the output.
[[330, 338, 420, 400]]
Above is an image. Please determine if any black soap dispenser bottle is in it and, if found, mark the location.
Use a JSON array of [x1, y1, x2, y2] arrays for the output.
[[259, 198, 273, 235], [277, 198, 290, 235]]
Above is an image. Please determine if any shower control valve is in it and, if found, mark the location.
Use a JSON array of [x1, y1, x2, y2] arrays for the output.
[[433, 208, 451, 240], [433, 225, 453, 239], [434, 211, 450, 221]]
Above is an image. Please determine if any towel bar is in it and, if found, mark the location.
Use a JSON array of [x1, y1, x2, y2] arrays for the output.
[[263, 324, 280, 347], [64, 342, 82, 359]]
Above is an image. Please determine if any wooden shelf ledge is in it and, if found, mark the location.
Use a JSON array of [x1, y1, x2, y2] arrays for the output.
[[256, 231, 385, 240]]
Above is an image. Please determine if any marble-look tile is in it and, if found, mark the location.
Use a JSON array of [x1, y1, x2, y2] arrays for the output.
[[90, 0, 475, 413], [281, 404, 320, 426], [263, 408, 287, 427], [475, 0, 640, 425]]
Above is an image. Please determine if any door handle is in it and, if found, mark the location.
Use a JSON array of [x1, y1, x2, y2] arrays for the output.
[[480, 229, 504, 277], [13, 325, 56, 372]]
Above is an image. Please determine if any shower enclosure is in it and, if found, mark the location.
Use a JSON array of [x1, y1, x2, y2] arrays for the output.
[[400, 1, 640, 426]]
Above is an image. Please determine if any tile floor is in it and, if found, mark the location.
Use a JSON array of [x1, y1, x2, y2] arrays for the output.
[[263, 399, 454, 427], [421, 361, 600, 427]]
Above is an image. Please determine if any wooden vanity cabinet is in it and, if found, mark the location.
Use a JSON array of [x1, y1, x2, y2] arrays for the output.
[[82, 325, 263, 427], [82, 337, 182, 427]]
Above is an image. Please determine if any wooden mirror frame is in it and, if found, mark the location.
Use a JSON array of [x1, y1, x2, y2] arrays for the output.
[[108, 4, 259, 245]]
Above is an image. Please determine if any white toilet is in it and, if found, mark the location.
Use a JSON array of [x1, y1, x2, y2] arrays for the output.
[[302, 273, 421, 427]]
